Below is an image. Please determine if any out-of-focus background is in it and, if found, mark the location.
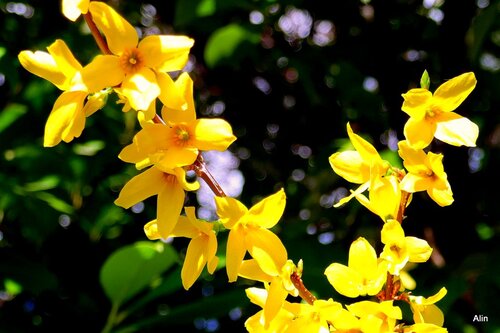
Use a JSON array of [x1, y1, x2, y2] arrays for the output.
[[1, 0, 499, 332]]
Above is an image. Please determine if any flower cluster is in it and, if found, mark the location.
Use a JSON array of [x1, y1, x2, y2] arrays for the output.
[[18, 2, 479, 332]]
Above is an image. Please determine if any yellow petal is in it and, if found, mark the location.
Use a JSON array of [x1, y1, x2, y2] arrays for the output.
[[44, 91, 87, 147], [156, 72, 191, 114], [348, 237, 378, 279], [214, 196, 248, 229], [263, 279, 288, 327], [81, 55, 124, 92], [170, 216, 199, 238], [226, 226, 247, 282], [193, 119, 237, 151], [432, 72, 476, 113], [400, 174, 435, 193], [173, 167, 200, 192], [206, 233, 218, 273], [143, 219, 160, 240], [62, 0, 89, 21], [325, 263, 363, 298], [434, 112, 479, 147], [238, 259, 272, 282], [413, 304, 445, 326], [398, 140, 430, 174], [428, 186, 454, 206], [329, 151, 367, 184], [381, 220, 405, 245], [153, 147, 199, 171], [246, 227, 287, 277], [114, 167, 165, 208], [406, 236, 432, 263], [82, 90, 107, 117], [334, 181, 370, 208], [245, 188, 286, 229], [117, 68, 160, 111], [401, 88, 432, 119], [18, 50, 67, 90], [181, 236, 208, 290], [346, 123, 380, 162], [403, 117, 436, 149], [156, 178, 185, 239], [139, 35, 194, 71], [89, 2, 138, 55], [48, 39, 83, 79]]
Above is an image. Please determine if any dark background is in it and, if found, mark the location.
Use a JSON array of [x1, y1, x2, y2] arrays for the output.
[[1, 0, 499, 332]]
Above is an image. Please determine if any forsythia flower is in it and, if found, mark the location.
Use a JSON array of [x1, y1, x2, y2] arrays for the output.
[[61, 0, 89, 21], [214, 189, 287, 282], [329, 123, 390, 207], [18, 39, 101, 147], [82, 2, 194, 111], [409, 287, 447, 326], [401, 72, 478, 149], [380, 220, 433, 275], [239, 259, 299, 327], [346, 300, 402, 333], [119, 73, 236, 170], [144, 206, 218, 290], [398, 140, 453, 206], [403, 323, 448, 332], [114, 166, 199, 239], [325, 237, 387, 298]]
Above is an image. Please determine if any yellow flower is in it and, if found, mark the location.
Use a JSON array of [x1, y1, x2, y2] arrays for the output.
[[380, 220, 433, 275], [329, 123, 390, 207], [346, 300, 402, 333], [325, 237, 387, 298], [239, 259, 299, 327], [403, 323, 448, 332], [81, 2, 194, 111], [409, 287, 447, 326], [119, 73, 236, 170], [398, 140, 453, 207], [114, 166, 199, 239], [286, 299, 344, 333], [144, 206, 218, 290], [402, 72, 478, 149], [61, 0, 89, 21], [18, 39, 103, 147], [214, 189, 287, 282]]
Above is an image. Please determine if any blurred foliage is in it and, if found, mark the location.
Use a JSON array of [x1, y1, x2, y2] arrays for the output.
[[1, 0, 500, 332]]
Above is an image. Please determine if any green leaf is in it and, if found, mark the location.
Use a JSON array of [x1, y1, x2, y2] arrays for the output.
[[100, 241, 178, 307], [204, 23, 260, 68], [23, 175, 60, 192], [33, 191, 75, 214], [0, 103, 27, 133], [73, 140, 106, 156]]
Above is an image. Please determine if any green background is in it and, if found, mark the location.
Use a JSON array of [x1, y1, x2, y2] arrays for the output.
[[1, 0, 499, 332]]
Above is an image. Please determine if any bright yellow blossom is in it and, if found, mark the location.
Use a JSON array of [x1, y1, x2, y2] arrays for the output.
[[346, 300, 402, 333], [61, 0, 89, 21], [402, 72, 478, 149], [119, 73, 236, 171], [114, 166, 199, 239], [143, 206, 218, 290], [403, 323, 448, 332], [329, 123, 390, 207], [380, 220, 433, 275], [409, 287, 447, 326], [81, 2, 194, 111], [398, 140, 453, 206], [239, 259, 299, 327], [325, 237, 387, 298], [214, 189, 287, 282], [18, 39, 102, 147]]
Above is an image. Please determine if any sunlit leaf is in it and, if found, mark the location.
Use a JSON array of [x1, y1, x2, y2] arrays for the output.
[[73, 140, 106, 156], [23, 175, 60, 192], [100, 241, 178, 307], [33, 191, 74, 214], [0, 104, 27, 133]]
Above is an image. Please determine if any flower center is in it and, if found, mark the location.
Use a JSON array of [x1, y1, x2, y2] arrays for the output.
[[425, 105, 441, 121], [162, 173, 177, 184], [120, 48, 144, 74], [173, 125, 191, 146]]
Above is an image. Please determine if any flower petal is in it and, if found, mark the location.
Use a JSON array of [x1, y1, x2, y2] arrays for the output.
[[44, 91, 87, 147], [406, 236, 433, 263], [346, 123, 380, 162], [434, 112, 479, 147], [62, 0, 89, 21], [245, 188, 286, 229], [263, 279, 288, 326], [329, 151, 367, 184], [400, 174, 435, 193], [18, 50, 67, 90], [348, 237, 378, 279], [156, 177, 185, 238], [114, 166, 165, 208], [152, 147, 199, 170], [139, 35, 194, 71], [246, 227, 287, 276], [214, 196, 248, 229], [403, 117, 436, 149], [192, 119, 237, 151], [81, 55, 124, 92], [226, 226, 247, 282], [433, 72, 476, 113], [89, 1, 138, 54], [48, 39, 83, 79], [181, 236, 208, 290], [117, 68, 160, 111], [324, 263, 363, 298], [170, 215, 199, 238], [156, 72, 192, 116], [401, 88, 432, 119]]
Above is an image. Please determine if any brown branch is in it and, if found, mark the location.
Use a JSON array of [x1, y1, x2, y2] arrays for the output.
[[192, 154, 226, 197], [84, 12, 112, 55], [290, 272, 316, 305]]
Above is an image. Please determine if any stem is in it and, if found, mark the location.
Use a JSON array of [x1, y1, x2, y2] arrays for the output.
[[396, 190, 410, 224], [290, 272, 316, 305], [101, 302, 120, 333], [192, 154, 226, 197], [84, 12, 112, 55]]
